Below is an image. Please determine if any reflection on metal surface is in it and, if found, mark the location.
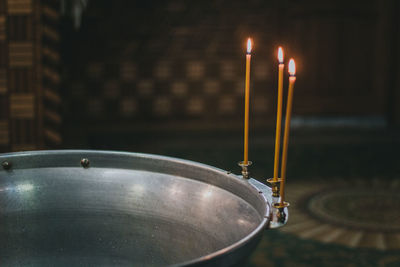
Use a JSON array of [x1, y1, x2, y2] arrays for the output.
[[15, 182, 34, 192], [130, 184, 145, 196], [202, 190, 213, 199], [0, 182, 34, 193]]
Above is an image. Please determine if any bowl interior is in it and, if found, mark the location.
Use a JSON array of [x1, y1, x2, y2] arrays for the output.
[[0, 151, 266, 266]]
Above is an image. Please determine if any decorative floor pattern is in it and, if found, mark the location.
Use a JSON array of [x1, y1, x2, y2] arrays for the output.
[[279, 178, 400, 251]]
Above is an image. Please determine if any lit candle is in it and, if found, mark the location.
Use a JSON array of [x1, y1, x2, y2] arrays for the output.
[[243, 38, 252, 165], [280, 58, 296, 204], [273, 47, 284, 181]]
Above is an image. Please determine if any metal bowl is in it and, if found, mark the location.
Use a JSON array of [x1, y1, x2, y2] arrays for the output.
[[0, 150, 274, 266]]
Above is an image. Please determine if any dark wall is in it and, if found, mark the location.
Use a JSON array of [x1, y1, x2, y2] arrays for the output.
[[60, 0, 399, 146], [63, 0, 278, 127]]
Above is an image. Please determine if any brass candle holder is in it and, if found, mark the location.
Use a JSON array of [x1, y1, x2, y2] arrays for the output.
[[267, 178, 290, 224], [244, 172, 289, 228], [238, 161, 252, 179], [273, 201, 290, 224], [266, 178, 282, 198]]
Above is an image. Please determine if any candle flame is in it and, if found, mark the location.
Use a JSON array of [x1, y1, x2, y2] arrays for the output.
[[288, 59, 296, 75], [247, 38, 252, 53], [278, 47, 284, 63]]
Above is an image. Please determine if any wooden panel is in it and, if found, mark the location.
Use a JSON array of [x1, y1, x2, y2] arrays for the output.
[[42, 26, 59, 42], [7, 0, 32, 14], [10, 93, 34, 118], [12, 143, 36, 151], [0, 16, 6, 40], [43, 87, 61, 104], [0, 42, 7, 66], [0, 68, 6, 93], [43, 66, 60, 84], [0, 96, 7, 119], [0, 120, 9, 144], [41, 0, 62, 147], [0, 0, 62, 151], [44, 109, 61, 124], [8, 68, 34, 93], [42, 46, 60, 63], [42, 5, 59, 21], [9, 42, 33, 67], [10, 118, 35, 145], [8, 69, 33, 92], [8, 15, 33, 41], [44, 128, 61, 144]]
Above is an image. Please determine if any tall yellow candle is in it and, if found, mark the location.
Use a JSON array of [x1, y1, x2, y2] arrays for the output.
[[273, 47, 284, 181], [243, 38, 252, 165], [280, 58, 296, 204]]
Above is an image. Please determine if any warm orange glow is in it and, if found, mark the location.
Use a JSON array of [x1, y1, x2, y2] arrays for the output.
[[288, 59, 296, 75], [246, 38, 252, 53], [278, 47, 284, 63]]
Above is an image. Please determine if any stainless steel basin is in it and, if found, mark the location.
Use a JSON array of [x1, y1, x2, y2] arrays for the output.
[[0, 150, 275, 266]]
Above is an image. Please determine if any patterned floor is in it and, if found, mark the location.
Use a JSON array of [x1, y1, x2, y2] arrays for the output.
[[245, 177, 400, 267], [280, 178, 400, 251]]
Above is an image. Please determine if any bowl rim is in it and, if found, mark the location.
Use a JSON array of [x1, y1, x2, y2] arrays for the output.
[[0, 149, 270, 266]]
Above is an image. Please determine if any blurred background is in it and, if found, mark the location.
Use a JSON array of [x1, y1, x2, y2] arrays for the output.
[[0, 0, 399, 266]]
